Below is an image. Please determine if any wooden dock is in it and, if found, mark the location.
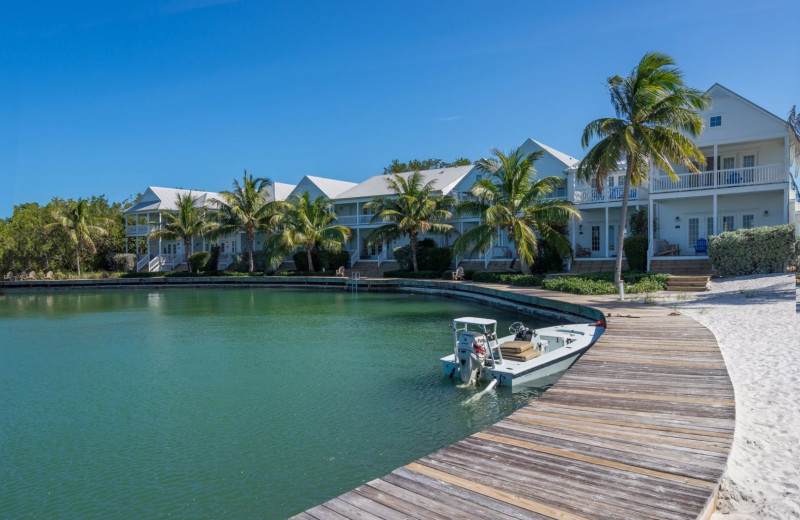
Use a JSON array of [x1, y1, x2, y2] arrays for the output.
[[292, 282, 735, 520]]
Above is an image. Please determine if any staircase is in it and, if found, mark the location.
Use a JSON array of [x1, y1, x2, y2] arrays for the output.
[[457, 260, 520, 273], [649, 258, 714, 276], [350, 261, 400, 278], [665, 275, 710, 292]]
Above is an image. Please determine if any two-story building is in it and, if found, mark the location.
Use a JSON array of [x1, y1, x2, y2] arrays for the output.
[[566, 83, 796, 273]]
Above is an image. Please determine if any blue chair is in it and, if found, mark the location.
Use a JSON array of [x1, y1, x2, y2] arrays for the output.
[[694, 237, 708, 255]]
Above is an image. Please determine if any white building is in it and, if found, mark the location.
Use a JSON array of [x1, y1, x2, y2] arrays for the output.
[[123, 84, 797, 274]]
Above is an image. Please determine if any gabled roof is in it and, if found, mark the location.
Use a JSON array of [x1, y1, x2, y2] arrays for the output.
[[705, 83, 787, 127], [336, 165, 474, 200], [522, 138, 580, 168], [271, 182, 296, 201], [124, 186, 222, 213], [303, 175, 358, 199]]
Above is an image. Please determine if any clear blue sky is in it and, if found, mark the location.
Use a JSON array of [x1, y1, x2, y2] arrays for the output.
[[1, 0, 798, 217]]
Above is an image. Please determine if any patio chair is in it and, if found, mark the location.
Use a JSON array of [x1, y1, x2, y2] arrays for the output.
[[335, 266, 346, 277], [575, 244, 591, 258], [694, 238, 708, 255], [3, 271, 13, 281], [451, 266, 465, 281], [45, 271, 54, 280], [653, 239, 680, 256]]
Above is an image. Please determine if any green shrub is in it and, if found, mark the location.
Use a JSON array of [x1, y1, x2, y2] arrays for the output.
[[106, 253, 137, 272], [208, 246, 220, 273], [189, 251, 211, 272], [623, 235, 648, 272], [708, 224, 797, 276], [541, 271, 668, 295], [273, 270, 339, 277], [292, 249, 350, 272], [471, 272, 544, 287], [230, 250, 268, 272]]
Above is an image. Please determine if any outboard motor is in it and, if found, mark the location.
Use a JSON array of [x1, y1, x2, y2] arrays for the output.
[[456, 331, 486, 384]]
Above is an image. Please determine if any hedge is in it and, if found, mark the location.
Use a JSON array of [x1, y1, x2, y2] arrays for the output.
[[393, 242, 452, 272], [708, 224, 797, 276], [292, 249, 350, 272], [471, 272, 545, 287], [189, 251, 211, 273], [106, 253, 137, 272], [623, 235, 648, 272], [541, 271, 668, 295]]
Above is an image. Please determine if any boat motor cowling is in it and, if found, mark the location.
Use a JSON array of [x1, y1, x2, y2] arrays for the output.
[[456, 331, 486, 384]]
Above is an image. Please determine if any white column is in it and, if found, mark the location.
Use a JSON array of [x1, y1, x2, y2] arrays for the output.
[[355, 201, 361, 260], [713, 144, 718, 187], [784, 188, 789, 223], [604, 206, 609, 258], [713, 194, 718, 234], [647, 198, 654, 271], [569, 215, 577, 271]]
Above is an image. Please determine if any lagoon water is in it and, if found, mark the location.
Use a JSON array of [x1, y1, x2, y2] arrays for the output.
[[0, 289, 557, 519]]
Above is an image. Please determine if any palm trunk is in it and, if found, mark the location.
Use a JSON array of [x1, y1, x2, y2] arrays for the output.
[[75, 244, 81, 277], [185, 238, 192, 273], [615, 156, 634, 285], [247, 230, 255, 273], [306, 245, 314, 272], [410, 233, 418, 272]]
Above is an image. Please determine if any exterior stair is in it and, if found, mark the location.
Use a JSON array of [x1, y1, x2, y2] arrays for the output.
[[349, 261, 400, 278], [569, 259, 628, 274], [665, 275, 710, 292], [649, 258, 714, 276]]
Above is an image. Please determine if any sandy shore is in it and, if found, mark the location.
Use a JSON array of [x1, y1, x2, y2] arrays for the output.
[[638, 274, 799, 519]]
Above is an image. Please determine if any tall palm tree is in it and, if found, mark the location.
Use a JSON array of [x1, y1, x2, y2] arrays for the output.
[[47, 199, 109, 276], [210, 170, 275, 272], [149, 192, 214, 273], [265, 193, 351, 272], [577, 52, 709, 284], [364, 172, 457, 272], [453, 148, 579, 274]]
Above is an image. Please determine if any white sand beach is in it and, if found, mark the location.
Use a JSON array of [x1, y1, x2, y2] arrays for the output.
[[651, 274, 799, 519]]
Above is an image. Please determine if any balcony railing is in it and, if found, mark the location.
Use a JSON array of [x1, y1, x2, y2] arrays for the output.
[[574, 187, 645, 204], [335, 215, 376, 226], [125, 224, 159, 236], [651, 163, 785, 193]]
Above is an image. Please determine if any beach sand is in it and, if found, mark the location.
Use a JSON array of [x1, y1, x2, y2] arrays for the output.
[[645, 274, 799, 519]]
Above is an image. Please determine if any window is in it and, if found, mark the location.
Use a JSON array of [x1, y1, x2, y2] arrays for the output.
[[742, 154, 756, 182], [722, 157, 735, 170], [608, 177, 614, 187], [710, 115, 722, 127], [591, 226, 600, 251], [743, 155, 755, 168], [743, 214, 754, 229], [707, 217, 714, 238], [475, 174, 482, 182], [722, 215, 735, 232]]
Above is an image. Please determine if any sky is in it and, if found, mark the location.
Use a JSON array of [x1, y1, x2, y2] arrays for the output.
[[1, 0, 798, 217]]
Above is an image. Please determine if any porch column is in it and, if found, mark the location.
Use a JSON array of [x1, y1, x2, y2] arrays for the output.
[[569, 215, 576, 271], [604, 206, 609, 257], [647, 198, 654, 271], [784, 188, 789, 223], [713, 194, 718, 234], [713, 144, 718, 188], [158, 212, 162, 258], [136, 236, 139, 257]]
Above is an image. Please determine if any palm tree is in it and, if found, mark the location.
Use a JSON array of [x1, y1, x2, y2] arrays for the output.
[[452, 148, 579, 274], [47, 199, 109, 276], [265, 193, 351, 272], [210, 170, 275, 272], [364, 172, 457, 272], [149, 192, 214, 273], [577, 52, 709, 284]]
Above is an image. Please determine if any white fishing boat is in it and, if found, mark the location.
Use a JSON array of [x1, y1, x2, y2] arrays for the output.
[[441, 317, 605, 389]]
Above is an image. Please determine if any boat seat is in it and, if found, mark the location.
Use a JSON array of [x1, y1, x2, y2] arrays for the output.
[[503, 349, 542, 362], [500, 341, 534, 354]]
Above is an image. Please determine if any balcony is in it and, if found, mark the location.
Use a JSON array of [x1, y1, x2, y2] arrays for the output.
[[651, 163, 785, 193], [335, 215, 376, 226], [125, 224, 160, 236], [574, 186, 646, 204]]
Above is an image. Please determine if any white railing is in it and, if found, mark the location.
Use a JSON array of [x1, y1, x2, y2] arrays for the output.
[[137, 255, 150, 272], [349, 250, 360, 268], [651, 163, 785, 193], [574, 187, 645, 204], [148, 254, 180, 272], [125, 224, 157, 236], [336, 215, 375, 226]]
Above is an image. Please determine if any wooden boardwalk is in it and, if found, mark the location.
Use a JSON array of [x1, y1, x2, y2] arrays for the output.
[[292, 282, 735, 520]]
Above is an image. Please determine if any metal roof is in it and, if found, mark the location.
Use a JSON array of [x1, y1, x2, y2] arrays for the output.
[[124, 186, 222, 213], [335, 165, 474, 200], [304, 175, 358, 199]]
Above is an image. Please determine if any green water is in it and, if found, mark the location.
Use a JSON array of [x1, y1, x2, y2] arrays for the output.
[[0, 289, 557, 519]]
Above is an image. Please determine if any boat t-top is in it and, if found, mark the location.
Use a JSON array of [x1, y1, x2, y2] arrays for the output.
[[441, 317, 605, 389]]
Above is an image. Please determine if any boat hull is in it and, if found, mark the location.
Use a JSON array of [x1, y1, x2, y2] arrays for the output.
[[441, 323, 602, 389]]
